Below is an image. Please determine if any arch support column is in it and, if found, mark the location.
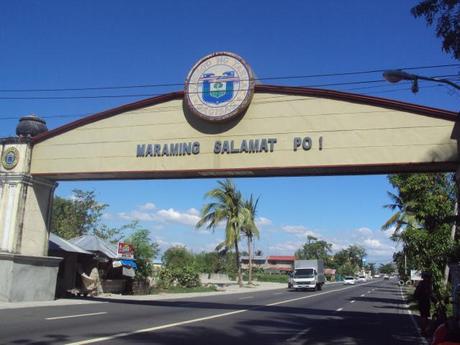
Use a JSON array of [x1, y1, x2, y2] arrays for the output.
[[0, 139, 61, 302]]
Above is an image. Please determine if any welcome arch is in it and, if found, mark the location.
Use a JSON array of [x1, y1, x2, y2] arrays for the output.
[[0, 84, 458, 302]]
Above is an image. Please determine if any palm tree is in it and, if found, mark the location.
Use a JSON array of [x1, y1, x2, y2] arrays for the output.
[[241, 195, 260, 285], [382, 191, 419, 241], [196, 179, 245, 287]]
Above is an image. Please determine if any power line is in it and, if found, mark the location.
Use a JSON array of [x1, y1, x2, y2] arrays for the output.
[[0, 77, 451, 101], [1, 74, 457, 101], [0, 83, 450, 122], [0, 63, 458, 93]]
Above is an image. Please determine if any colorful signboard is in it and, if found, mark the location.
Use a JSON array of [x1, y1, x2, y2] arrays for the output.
[[117, 242, 134, 259]]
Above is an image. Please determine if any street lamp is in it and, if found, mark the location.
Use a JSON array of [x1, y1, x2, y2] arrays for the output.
[[383, 69, 460, 94]]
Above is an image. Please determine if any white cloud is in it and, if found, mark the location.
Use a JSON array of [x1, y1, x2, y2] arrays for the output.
[[102, 212, 113, 220], [269, 241, 301, 254], [280, 225, 319, 241], [156, 208, 201, 226], [187, 208, 200, 216], [256, 217, 272, 226], [383, 226, 397, 238], [363, 238, 382, 249], [118, 210, 156, 222], [116, 205, 201, 227], [139, 202, 156, 210], [355, 227, 373, 236]]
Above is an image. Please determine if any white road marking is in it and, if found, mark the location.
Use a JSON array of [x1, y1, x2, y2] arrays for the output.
[[65, 310, 248, 345], [399, 286, 428, 345], [273, 292, 283, 295], [350, 300, 355, 303], [367, 290, 372, 294], [65, 281, 376, 345], [336, 308, 343, 312], [46, 312, 107, 320], [360, 294, 365, 297], [284, 327, 311, 343], [239, 296, 254, 300]]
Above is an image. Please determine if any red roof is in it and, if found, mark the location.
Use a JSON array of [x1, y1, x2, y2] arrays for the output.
[[267, 256, 295, 261]]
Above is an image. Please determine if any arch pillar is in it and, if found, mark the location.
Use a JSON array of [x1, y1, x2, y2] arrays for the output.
[[0, 138, 61, 302]]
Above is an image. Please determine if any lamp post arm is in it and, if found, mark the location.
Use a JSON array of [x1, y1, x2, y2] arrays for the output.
[[416, 75, 460, 91]]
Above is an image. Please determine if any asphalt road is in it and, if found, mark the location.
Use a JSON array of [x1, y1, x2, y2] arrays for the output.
[[0, 279, 423, 345]]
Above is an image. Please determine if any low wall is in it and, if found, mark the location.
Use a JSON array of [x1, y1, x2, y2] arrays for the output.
[[0, 253, 61, 302], [101, 279, 126, 294]]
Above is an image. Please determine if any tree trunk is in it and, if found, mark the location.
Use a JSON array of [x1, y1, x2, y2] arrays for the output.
[[248, 236, 253, 285], [235, 239, 243, 287], [444, 171, 459, 286]]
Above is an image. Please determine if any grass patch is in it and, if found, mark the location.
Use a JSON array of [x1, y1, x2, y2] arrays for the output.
[[150, 286, 218, 294], [404, 286, 419, 312]]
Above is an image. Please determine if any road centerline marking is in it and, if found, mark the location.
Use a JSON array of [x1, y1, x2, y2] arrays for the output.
[[239, 296, 254, 300], [336, 308, 343, 312], [46, 312, 107, 320], [360, 294, 365, 297], [65, 281, 376, 345], [350, 300, 355, 303]]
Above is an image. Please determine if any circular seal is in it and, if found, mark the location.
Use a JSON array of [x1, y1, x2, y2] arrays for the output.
[[1, 147, 19, 170], [184, 52, 255, 122]]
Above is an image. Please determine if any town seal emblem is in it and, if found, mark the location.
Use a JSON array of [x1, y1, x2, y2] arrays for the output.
[[184, 52, 255, 122], [1, 147, 19, 170]]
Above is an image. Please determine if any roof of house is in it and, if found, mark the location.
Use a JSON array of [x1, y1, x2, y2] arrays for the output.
[[69, 235, 118, 259], [48, 233, 92, 255], [267, 256, 295, 261], [324, 268, 337, 275], [240, 256, 266, 261]]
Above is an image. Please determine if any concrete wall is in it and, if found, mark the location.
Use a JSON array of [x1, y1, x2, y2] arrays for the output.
[[0, 253, 61, 302]]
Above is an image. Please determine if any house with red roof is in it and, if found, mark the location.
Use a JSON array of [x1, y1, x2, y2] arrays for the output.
[[265, 256, 295, 273]]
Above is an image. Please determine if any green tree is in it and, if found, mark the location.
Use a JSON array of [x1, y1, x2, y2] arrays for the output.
[[193, 251, 223, 274], [196, 179, 247, 287], [241, 195, 260, 285], [347, 245, 366, 268], [384, 173, 457, 309], [336, 262, 357, 277], [412, 1, 460, 59], [162, 246, 194, 269], [332, 245, 367, 276], [365, 263, 376, 276], [379, 263, 395, 275], [295, 237, 332, 262], [51, 189, 123, 241], [125, 224, 160, 281]]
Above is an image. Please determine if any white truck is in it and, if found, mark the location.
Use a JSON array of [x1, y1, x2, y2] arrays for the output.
[[290, 259, 325, 291]]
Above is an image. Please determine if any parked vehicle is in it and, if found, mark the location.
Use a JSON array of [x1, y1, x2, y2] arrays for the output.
[[374, 274, 381, 278], [291, 260, 325, 291], [383, 274, 389, 280], [357, 275, 366, 283], [344, 276, 355, 285]]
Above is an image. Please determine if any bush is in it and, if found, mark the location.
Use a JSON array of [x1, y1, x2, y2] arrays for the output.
[[158, 266, 201, 289], [254, 273, 289, 283]]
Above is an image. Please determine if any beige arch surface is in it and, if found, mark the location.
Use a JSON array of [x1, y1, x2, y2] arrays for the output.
[[30, 86, 459, 180]]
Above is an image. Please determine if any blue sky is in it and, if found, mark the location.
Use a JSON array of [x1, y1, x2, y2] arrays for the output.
[[1, 1, 459, 264]]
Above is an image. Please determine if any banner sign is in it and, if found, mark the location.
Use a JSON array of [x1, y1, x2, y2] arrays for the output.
[[410, 270, 422, 281], [117, 242, 134, 259]]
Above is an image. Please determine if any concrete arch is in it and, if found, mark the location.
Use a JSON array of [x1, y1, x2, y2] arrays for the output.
[[29, 85, 459, 180]]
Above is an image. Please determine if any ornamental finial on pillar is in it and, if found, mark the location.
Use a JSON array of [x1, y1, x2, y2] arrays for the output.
[[16, 114, 48, 137]]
